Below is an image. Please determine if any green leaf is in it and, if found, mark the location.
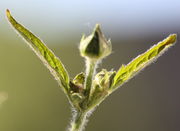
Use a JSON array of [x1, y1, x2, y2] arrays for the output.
[[112, 34, 177, 90], [73, 72, 85, 87], [6, 9, 69, 91], [69, 72, 85, 93]]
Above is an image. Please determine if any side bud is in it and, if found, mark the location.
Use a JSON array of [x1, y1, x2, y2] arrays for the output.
[[79, 24, 112, 61]]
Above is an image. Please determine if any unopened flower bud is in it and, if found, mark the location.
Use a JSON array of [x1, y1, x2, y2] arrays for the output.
[[79, 24, 112, 60], [94, 69, 116, 90]]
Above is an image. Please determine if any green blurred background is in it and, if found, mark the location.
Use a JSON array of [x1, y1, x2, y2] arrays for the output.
[[0, 0, 180, 131]]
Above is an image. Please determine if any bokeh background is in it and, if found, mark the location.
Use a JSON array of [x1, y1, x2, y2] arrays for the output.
[[0, 0, 180, 131]]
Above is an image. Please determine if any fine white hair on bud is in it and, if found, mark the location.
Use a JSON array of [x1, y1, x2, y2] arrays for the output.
[[79, 24, 112, 61]]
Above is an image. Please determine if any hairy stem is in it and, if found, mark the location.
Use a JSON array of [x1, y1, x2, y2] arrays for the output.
[[69, 111, 87, 131], [69, 59, 97, 131], [84, 59, 97, 99]]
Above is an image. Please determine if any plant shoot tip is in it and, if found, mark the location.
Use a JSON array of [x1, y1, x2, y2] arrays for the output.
[[167, 34, 177, 45], [6, 9, 11, 18]]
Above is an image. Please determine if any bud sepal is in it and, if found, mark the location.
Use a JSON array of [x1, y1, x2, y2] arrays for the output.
[[79, 24, 112, 61]]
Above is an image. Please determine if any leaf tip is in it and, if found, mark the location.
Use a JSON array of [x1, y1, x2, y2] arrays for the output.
[[169, 34, 177, 44], [164, 34, 177, 47], [6, 9, 11, 18], [95, 23, 100, 29]]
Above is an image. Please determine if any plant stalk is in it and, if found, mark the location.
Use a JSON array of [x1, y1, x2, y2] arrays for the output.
[[69, 59, 97, 131], [84, 59, 96, 98], [69, 111, 87, 131]]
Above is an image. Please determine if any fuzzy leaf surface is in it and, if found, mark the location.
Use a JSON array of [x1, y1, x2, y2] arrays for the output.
[[112, 34, 177, 90], [6, 9, 69, 91]]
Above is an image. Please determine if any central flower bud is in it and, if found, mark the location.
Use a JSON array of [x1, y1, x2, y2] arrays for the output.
[[79, 24, 112, 61]]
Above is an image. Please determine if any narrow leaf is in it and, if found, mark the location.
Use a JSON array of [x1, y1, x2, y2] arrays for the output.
[[6, 9, 69, 90], [112, 34, 177, 89]]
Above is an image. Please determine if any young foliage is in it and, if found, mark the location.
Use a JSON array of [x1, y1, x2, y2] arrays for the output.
[[6, 9, 177, 131], [6, 9, 69, 93], [112, 34, 176, 91]]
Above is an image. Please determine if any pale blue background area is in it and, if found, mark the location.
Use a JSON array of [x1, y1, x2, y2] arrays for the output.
[[0, 0, 180, 41]]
